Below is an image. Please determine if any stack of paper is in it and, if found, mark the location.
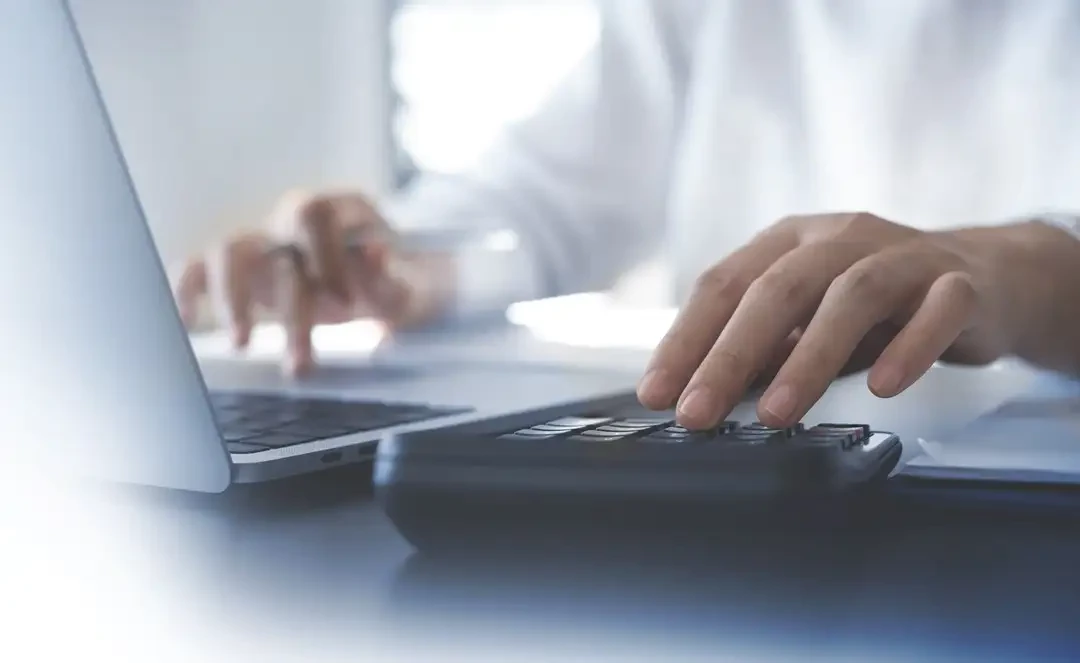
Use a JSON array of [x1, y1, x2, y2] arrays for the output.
[[902, 377, 1080, 484]]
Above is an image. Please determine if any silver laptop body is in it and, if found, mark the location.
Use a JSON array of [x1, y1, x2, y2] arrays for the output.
[[0, 0, 634, 492]]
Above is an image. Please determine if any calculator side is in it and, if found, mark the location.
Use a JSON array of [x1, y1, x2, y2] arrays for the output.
[[374, 410, 902, 553]]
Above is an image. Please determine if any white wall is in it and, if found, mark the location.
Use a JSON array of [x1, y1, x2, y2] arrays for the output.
[[69, 0, 391, 266]]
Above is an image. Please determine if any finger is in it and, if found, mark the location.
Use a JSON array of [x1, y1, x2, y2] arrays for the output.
[[867, 271, 978, 397], [172, 257, 207, 329], [839, 323, 901, 377], [749, 329, 802, 390], [752, 324, 897, 389], [293, 197, 351, 303], [674, 239, 874, 429], [278, 248, 318, 376], [756, 249, 934, 427], [348, 241, 414, 322], [638, 226, 799, 410], [206, 242, 259, 348]]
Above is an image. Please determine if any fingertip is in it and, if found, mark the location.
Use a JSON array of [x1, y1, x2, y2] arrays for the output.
[[754, 407, 789, 430], [231, 323, 251, 350], [867, 364, 904, 398], [674, 386, 722, 430], [758, 383, 798, 427], [285, 351, 314, 378], [636, 369, 675, 410]]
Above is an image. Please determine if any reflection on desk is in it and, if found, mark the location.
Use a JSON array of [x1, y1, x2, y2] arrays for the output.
[[68, 359, 1078, 661]]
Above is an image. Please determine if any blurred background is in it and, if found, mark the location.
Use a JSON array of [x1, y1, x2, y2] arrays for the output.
[[70, 0, 601, 270]]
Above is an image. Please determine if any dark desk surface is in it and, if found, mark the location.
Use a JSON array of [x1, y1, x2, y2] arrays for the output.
[[63, 362, 1080, 661]]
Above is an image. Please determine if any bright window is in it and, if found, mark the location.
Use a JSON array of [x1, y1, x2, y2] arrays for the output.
[[390, 0, 599, 183]]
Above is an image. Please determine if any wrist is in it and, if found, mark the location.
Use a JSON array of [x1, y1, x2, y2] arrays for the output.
[[948, 220, 1080, 367]]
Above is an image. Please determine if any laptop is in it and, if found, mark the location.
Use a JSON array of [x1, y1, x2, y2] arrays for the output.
[[0, 0, 636, 492]]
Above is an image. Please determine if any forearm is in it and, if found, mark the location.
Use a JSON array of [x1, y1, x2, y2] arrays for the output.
[[959, 217, 1080, 375]]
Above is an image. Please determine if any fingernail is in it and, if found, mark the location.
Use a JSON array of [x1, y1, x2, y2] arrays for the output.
[[677, 387, 716, 427], [761, 384, 797, 422], [871, 366, 904, 396], [637, 370, 671, 407]]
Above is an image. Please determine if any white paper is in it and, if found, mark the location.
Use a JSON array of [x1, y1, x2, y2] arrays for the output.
[[903, 392, 1080, 484]]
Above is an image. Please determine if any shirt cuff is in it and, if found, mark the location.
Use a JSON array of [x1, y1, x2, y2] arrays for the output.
[[379, 178, 547, 323], [1033, 212, 1080, 241], [448, 237, 544, 321]]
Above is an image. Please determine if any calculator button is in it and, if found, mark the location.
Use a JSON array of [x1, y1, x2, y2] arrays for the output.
[[593, 424, 647, 433], [566, 434, 627, 443], [518, 428, 567, 437], [809, 423, 869, 448], [795, 431, 844, 445], [641, 430, 689, 441], [616, 418, 675, 427], [639, 435, 684, 443], [579, 429, 634, 440], [741, 422, 804, 437], [816, 423, 870, 438], [498, 433, 560, 441], [544, 417, 613, 429], [602, 423, 665, 432], [729, 431, 786, 444], [498, 429, 563, 441]]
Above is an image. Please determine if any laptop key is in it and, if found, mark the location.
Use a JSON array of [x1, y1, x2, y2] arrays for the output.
[[209, 392, 468, 449], [248, 432, 322, 448], [227, 442, 271, 454], [272, 423, 360, 439], [221, 428, 258, 442]]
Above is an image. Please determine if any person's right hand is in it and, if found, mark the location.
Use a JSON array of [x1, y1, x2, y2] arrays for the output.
[[171, 190, 453, 375]]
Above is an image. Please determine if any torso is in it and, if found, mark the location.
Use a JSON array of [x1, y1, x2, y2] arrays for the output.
[[662, 0, 1080, 299]]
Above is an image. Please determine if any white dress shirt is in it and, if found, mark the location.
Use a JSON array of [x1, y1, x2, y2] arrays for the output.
[[382, 0, 1080, 318]]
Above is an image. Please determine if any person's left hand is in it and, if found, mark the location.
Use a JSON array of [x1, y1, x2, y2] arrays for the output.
[[636, 212, 1020, 429]]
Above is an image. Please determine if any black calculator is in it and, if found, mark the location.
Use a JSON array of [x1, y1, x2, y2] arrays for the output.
[[374, 407, 902, 553]]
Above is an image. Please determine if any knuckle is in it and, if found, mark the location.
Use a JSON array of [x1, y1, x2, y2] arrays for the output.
[[340, 194, 384, 228], [691, 265, 752, 302], [295, 197, 338, 238], [793, 340, 841, 375], [269, 190, 323, 235], [834, 211, 884, 237], [708, 346, 752, 378], [747, 271, 806, 306], [941, 271, 979, 310], [849, 210, 883, 228], [772, 214, 804, 232], [834, 264, 887, 302]]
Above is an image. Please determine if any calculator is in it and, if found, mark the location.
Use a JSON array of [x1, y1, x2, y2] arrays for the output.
[[374, 407, 902, 553]]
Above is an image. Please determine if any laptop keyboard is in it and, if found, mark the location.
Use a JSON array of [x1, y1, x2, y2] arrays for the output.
[[209, 391, 470, 454]]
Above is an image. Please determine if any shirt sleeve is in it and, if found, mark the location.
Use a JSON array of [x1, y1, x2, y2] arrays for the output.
[[1034, 212, 1080, 242], [379, 0, 690, 321]]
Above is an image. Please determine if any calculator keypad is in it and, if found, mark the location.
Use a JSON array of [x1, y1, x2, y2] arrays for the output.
[[498, 416, 872, 449]]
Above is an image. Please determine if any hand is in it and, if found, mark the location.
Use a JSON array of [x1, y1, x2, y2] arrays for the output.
[[637, 212, 1019, 429], [171, 190, 454, 375]]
